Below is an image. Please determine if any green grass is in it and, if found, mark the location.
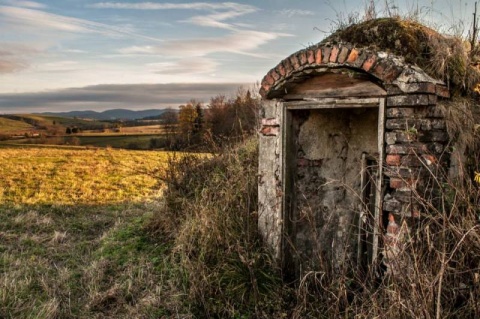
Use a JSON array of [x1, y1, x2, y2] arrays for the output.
[[0, 145, 184, 318], [75, 134, 165, 149], [0, 203, 173, 318], [0, 135, 167, 150]]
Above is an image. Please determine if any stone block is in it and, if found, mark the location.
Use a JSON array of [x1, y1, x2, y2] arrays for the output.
[[283, 58, 293, 76], [383, 196, 402, 212], [386, 132, 397, 145], [386, 154, 401, 166], [322, 46, 332, 64], [395, 131, 417, 143], [269, 69, 280, 81], [298, 50, 308, 65], [276, 63, 286, 77], [382, 65, 403, 83], [386, 119, 421, 130], [387, 94, 430, 107], [388, 143, 427, 155], [390, 177, 416, 189], [290, 54, 301, 70], [260, 126, 280, 136], [436, 85, 450, 98], [387, 107, 415, 118], [261, 118, 280, 126], [337, 46, 350, 63], [352, 50, 368, 68], [307, 49, 315, 64], [386, 144, 409, 154], [346, 48, 359, 64], [329, 46, 339, 63], [416, 82, 436, 94], [261, 78, 271, 93], [418, 131, 449, 142], [385, 167, 416, 178], [385, 85, 404, 95], [362, 54, 377, 71], [372, 60, 387, 79], [264, 73, 274, 85], [315, 47, 322, 64], [426, 106, 445, 118], [373, 59, 402, 83]]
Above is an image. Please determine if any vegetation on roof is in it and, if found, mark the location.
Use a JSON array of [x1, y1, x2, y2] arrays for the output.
[[323, 17, 480, 97]]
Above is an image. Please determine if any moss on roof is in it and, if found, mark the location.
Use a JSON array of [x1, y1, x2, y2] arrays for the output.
[[322, 17, 480, 97]]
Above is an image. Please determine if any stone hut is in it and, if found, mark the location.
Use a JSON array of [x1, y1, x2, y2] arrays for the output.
[[257, 20, 457, 278]]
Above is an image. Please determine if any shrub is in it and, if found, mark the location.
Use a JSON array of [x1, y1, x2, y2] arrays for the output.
[[148, 138, 285, 318]]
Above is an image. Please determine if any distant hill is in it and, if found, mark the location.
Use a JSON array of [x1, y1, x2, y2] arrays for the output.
[[141, 109, 179, 121], [39, 109, 168, 121], [0, 117, 34, 134]]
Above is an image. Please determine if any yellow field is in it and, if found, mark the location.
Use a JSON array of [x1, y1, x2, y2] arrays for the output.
[[82, 124, 166, 135], [0, 144, 187, 317], [0, 145, 176, 205]]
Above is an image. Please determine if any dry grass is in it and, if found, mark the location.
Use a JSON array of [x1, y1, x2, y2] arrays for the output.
[[0, 203, 171, 319], [148, 138, 285, 318], [81, 124, 166, 135], [0, 145, 195, 318], [2, 135, 477, 318], [0, 145, 181, 205], [323, 17, 480, 97]]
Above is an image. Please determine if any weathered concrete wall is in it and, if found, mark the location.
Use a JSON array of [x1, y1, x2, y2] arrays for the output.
[[258, 100, 284, 260], [291, 108, 378, 272]]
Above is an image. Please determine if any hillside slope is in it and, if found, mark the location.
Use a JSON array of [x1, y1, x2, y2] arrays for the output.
[[0, 117, 33, 134]]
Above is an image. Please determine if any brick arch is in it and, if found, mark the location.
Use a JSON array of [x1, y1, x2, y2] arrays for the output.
[[260, 42, 450, 99]]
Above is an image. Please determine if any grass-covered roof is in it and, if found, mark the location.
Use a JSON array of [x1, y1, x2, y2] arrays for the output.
[[323, 17, 480, 97]]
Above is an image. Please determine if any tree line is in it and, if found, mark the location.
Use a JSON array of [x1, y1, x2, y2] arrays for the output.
[[152, 89, 259, 150]]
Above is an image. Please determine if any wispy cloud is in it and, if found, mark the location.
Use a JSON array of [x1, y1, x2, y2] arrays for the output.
[[0, 83, 249, 113], [34, 61, 83, 73], [0, 43, 39, 73], [278, 9, 315, 18], [0, 59, 27, 73], [90, 2, 255, 11], [119, 30, 290, 57], [1, 0, 46, 9], [0, 5, 163, 41], [91, 2, 258, 30], [148, 57, 218, 75]]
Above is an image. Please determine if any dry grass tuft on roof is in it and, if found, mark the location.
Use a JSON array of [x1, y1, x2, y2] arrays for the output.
[[323, 17, 480, 97]]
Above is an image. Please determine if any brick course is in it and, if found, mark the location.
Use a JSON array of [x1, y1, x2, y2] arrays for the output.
[[260, 42, 450, 100]]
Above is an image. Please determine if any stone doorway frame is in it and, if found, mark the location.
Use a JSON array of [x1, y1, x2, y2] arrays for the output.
[[280, 98, 386, 273]]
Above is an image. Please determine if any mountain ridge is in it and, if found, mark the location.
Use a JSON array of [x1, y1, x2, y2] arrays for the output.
[[38, 108, 169, 120]]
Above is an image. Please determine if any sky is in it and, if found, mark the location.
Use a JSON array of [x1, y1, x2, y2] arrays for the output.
[[0, 0, 475, 113]]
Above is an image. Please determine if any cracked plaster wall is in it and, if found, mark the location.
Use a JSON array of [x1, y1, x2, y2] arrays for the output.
[[292, 108, 378, 271]]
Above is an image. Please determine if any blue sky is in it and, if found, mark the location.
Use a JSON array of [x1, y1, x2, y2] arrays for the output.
[[0, 0, 474, 113]]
